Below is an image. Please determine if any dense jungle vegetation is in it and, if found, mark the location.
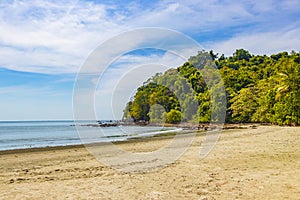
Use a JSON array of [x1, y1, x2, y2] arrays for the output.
[[123, 49, 300, 125]]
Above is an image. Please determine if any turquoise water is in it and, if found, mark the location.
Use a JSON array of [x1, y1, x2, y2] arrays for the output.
[[0, 121, 174, 151]]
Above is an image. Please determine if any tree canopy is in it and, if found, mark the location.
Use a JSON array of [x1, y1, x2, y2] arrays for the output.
[[123, 49, 300, 126]]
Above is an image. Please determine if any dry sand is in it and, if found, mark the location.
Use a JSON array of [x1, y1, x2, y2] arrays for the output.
[[0, 125, 299, 199]]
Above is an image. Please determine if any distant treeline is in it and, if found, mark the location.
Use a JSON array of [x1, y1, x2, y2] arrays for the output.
[[123, 49, 300, 126]]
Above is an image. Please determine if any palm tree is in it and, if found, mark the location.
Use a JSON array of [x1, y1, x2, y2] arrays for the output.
[[276, 59, 300, 125]]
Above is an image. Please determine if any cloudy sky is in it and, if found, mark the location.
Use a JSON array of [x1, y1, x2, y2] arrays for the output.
[[0, 0, 300, 120]]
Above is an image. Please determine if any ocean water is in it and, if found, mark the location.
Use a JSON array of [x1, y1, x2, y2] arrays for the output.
[[0, 121, 176, 151]]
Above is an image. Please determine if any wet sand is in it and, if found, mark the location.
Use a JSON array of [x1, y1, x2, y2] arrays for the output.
[[0, 125, 299, 199]]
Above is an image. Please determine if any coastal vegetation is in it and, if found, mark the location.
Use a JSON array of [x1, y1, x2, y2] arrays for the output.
[[123, 49, 300, 126]]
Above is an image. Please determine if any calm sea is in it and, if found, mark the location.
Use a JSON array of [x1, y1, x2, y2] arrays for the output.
[[0, 121, 176, 151]]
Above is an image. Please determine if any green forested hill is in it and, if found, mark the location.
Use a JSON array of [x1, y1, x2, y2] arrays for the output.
[[123, 49, 300, 125]]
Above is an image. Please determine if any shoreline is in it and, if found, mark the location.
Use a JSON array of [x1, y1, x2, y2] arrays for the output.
[[0, 129, 194, 155], [0, 123, 281, 155]]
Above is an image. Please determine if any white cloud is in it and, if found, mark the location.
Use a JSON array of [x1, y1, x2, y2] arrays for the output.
[[207, 27, 300, 56], [0, 0, 299, 74], [0, 0, 129, 73]]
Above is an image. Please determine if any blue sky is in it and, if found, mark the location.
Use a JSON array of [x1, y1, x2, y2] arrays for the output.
[[0, 0, 300, 120]]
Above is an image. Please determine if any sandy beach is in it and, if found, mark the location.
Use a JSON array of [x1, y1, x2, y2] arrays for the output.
[[0, 125, 299, 199]]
